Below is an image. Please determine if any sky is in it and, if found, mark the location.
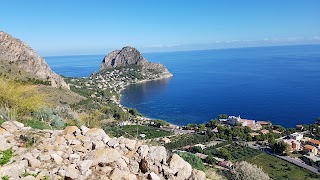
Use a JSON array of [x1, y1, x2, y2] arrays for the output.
[[1, 0, 320, 56]]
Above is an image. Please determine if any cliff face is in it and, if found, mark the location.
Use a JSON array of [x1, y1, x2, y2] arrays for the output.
[[100, 46, 172, 79], [0, 31, 69, 89], [0, 122, 206, 180]]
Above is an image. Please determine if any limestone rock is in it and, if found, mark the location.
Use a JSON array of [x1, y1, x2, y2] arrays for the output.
[[87, 148, 122, 165], [65, 164, 80, 179], [0, 160, 27, 179], [51, 154, 63, 165], [0, 31, 69, 89], [148, 146, 167, 164], [85, 128, 110, 142], [149, 172, 161, 180], [79, 160, 93, 174], [169, 154, 192, 179], [189, 169, 206, 180], [100, 46, 172, 79], [64, 126, 80, 135], [137, 145, 149, 158], [125, 139, 136, 150], [1, 121, 24, 133]]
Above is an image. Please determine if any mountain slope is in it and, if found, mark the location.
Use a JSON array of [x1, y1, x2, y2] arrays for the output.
[[0, 31, 69, 89]]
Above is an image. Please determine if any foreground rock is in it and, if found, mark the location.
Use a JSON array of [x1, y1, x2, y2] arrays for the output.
[[0, 122, 205, 180]]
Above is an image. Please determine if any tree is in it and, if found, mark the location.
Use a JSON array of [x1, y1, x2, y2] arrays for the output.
[[128, 108, 140, 116], [205, 155, 216, 164], [218, 114, 228, 119], [233, 161, 270, 180], [268, 134, 276, 147], [199, 123, 206, 131], [273, 141, 290, 154]]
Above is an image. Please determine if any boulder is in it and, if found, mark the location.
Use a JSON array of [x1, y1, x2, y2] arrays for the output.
[[1, 121, 24, 133], [148, 146, 167, 164], [85, 128, 110, 142], [79, 160, 93, 174], [125, 139, 137, 150], [65, 164, 80, 179], [149, 172, 161, 180], [51, 154, 63, 165], [87, 148, 122, 166], [64, 126, 80, 135], [189, 169, 206, 180], [23, 153, 41, 168], [0, 160, 27, 179], [137, 145, 149, 158], [108, 138, 119, 147], [169, 154, 192, 179]]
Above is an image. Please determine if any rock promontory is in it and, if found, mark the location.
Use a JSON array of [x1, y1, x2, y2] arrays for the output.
[[100, 46, 172, 81], [0, 31, 69, 89]]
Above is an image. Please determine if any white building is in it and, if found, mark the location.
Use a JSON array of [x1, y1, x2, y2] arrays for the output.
[[289, 132, 304, 141]]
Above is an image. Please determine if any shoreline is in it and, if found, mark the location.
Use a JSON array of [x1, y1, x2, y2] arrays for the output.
[[114, 73, 176, 126]]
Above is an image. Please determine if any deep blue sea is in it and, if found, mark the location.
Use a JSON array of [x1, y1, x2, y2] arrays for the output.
[[45, 45, 320, 128]]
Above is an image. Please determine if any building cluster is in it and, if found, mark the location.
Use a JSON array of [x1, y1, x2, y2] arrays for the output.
[[281, 132, 320, 166], [220, 115, 270, 130]]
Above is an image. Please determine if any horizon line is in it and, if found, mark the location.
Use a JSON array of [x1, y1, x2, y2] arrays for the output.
[[43, 43, 320, 57]]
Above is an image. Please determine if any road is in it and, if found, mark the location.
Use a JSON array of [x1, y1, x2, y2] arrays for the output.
[[261, 148, 320, 175]]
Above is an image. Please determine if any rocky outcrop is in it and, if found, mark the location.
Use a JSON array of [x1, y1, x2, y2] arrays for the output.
[[0, 31, 69, 89], [100, 46, 172, 80], [0, 121, 205, 180]]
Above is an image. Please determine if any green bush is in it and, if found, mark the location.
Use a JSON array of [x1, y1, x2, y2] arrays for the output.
[[176, 152, 206, 171], [0, 149, 13, 166]]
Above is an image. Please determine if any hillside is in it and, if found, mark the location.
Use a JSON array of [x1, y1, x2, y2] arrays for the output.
[[0, 31, 69, 89]]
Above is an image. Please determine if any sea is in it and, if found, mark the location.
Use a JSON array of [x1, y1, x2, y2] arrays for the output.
[[45, 45, 320, 128]]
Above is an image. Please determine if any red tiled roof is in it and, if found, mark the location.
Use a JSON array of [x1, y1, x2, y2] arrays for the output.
[[304, 145, 316, 150], [308, 139, 320, 145], [257, 121, 269, 125]]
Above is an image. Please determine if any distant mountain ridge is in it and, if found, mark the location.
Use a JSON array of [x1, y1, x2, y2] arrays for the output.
[[0, 31, 69, 89]]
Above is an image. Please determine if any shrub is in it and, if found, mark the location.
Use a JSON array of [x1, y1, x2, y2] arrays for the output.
[[0, 78, 44, 115], [0, 149, 13, 166], [233, 161, 270, 180], [176, 152, 206, 171]]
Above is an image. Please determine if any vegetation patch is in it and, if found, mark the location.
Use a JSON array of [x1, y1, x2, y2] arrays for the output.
[[24, 119, 51, 130], [0, 149, 14, 166], [103, 124, 173, 139], [176, 151, 206, 171], [248, 153, 320, 180]]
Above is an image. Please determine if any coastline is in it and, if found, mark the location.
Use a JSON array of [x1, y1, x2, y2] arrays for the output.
[[115, 72, 175, 125]]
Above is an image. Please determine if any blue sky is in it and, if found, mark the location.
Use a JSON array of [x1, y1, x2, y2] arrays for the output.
[[1, 0, 319, 56]]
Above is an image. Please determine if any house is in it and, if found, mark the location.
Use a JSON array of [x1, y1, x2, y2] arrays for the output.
[[194, 144, 206, 150], [195, 153, 208, 160], [218, 161, 232, 168], [302, 153, 320, 167], [249, 132, 260, 137], [291, 140, 301, 151], [257, 121, 271, 126], [303, 145, 318, 155], [212, 127, 219, 133], [261, 129, 270, 134], [272, 130, 282, 134], [224, 115, 262, 130], [289, 132, 304, 141], [307, 139, 320, 149], [296, 124, 304, 131]]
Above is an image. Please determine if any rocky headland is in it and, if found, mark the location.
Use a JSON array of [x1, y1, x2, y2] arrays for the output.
[[0, 31, 69, 89], [0, 121, 205, 180]]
